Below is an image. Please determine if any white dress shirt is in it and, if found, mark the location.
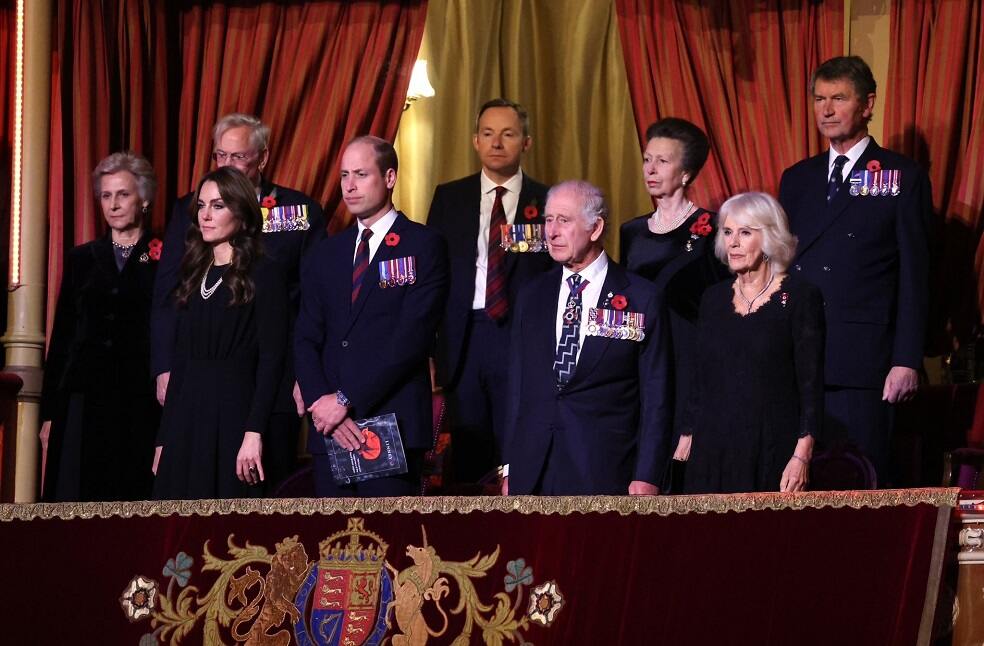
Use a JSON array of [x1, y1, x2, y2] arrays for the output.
[[353, 207, 399, 264], [828, 135, 871, 182], [555, 251, 609, 365], [472, 169, 524, 309]]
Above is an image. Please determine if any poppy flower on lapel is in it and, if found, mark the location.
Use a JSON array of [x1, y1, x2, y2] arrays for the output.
[[866, 159, 881, 172], [147, 238, 163, 261], [385, 232, 400, 247], [698, 224, 712, 236], [611, 294, 628, 311], [689, 220, 712, 237], [695, 212, 711, 226], [261, 196, 277, 209], [524, 204, 539, 220]]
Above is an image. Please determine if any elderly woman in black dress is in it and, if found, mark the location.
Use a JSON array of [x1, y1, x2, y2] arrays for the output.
[[620, 118, 728, 485], [152, 166, 287, 500], [41, 151, 162, 501], [675, 192, 824, 493]]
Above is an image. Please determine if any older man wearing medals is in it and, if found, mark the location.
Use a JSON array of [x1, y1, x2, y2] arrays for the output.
[[501, 180, 671, 496], [778, 56, 932, 484]]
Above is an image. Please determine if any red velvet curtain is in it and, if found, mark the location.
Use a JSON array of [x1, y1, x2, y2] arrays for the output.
[[883, 0, 984, 347], [615, 0, 844, 211], [47, 0, 427, 333]]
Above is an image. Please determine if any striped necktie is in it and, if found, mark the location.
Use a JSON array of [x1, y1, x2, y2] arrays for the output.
[[485, 186, 509, 321], [554, 273, 588, 387], [351, 228, 373, 304], [827, 154, 849, 202]]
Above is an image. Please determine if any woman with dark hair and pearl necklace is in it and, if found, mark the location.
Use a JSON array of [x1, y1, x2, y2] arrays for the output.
[[674, 192, 824, 493], [619, 118, 729, 488], [152, 166, 287, 500], [41, 151, 162, 501]]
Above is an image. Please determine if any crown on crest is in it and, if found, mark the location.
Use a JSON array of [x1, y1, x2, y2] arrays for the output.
[[318, 518, 388, 567]]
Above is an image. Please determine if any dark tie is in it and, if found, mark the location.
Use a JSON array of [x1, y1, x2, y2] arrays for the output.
[[827, 154, 849, 202], [351, 228, 373, 304], [485, 186, 509, 321], [554, 274, 588, 387]]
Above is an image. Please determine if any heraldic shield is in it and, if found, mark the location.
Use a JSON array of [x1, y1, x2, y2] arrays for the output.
[[294, 518, 393, 646]]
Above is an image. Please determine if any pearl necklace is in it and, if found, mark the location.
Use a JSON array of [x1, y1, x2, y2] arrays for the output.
[[112, 239, 137, 259], [736, 271, 775, 314], [200, 262, 224, 300], [648, 200, 694, 234]]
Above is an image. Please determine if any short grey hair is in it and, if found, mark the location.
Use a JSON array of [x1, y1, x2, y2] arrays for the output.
[[714, 192, 798, 272], [212, 113, 270, 152], [91, 151, 157, 204], [546, 180, 608, 230]]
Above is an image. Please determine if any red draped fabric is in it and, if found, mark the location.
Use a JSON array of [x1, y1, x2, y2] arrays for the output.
[[47, 0, 427, 335], [883, 0, 984, 348], [614, 0, 843, 211]]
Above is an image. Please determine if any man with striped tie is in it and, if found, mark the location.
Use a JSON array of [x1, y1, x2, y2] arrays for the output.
[[427, 99, 552, 486], [295, 136, 449, 497], [501, 180, 671, 496]]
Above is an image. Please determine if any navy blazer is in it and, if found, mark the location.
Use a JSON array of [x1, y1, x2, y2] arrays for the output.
[[503, 259, 672, 495], [779, 139, 932, 388], [150, 178, 325, 406], [294, 212, 450, 453], [426, 172, 552, 386]]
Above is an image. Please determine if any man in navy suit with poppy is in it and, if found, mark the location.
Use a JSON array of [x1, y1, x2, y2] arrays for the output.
[[501, 180, 671, 496], [778, 56, 932, 482], [426, 98, 553, 485], [295, 136, 449, 497]]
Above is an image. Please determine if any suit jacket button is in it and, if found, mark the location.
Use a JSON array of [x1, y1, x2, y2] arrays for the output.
[[105, 313, 115, 321], [104, 340, 113, 347], [341, 340, 349, 348], [110, 287, 119, 295]]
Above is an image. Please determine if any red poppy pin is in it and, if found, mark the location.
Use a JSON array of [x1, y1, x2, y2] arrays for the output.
[[261, 196, 277, 209], [523, 204, 539, 220], [611, 294, 628, 311], [689, 220, 712, 237], [866, 159, 881, 172], [385, 232, 400, 247], [696, 212, 711, 226], [147, 238, 163, 261]]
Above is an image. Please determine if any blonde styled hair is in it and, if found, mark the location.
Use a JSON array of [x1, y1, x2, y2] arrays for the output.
[[714, 192, 798, 272]]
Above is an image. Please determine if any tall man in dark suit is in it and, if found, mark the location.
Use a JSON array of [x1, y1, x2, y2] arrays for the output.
[[295, 136, 449, 497], [778, 56, 932, 481], [427, 98, 553, 483], [152, 113, 326, 491], [502, 180, 671, 496]]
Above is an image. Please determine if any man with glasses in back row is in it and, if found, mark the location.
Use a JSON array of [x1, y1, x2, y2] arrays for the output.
[[151, 113, 325, 494]]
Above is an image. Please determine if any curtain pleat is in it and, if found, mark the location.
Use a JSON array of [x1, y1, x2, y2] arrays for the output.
[[614, 0, 844, 211], [884, 0, 984, 344]]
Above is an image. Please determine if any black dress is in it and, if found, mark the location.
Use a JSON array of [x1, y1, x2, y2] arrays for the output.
[[41, 233, 162, 502], [681, 275, 824, 493], [620, 209, 729, 439], [153, 257, 287, 500]]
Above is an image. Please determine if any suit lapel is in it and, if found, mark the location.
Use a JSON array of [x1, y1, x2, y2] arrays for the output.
[[347, 213, 409, 329], [796, 140, 882, 258], [566, 261, 630, 389], [460, 174, 483, 288], [534, 266, 564, 376]]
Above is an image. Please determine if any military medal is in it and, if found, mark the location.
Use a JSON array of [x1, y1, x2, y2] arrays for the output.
[[891, 169, 901, 195], [262, 204, 311, 233], [378, 256, 417, 288], [585, 308, 646, 342], [501, 223, 546, 253], [860, 170, 870, 196], [849, 170, 863, 196]]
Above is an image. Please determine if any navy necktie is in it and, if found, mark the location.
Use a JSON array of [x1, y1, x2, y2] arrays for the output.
[[554, 274, 588, 387], [351, 228, 373, 304], [827, 154, 849, 202]]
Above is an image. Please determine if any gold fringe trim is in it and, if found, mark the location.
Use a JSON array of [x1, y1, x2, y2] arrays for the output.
[[0, 487, 959, 522]]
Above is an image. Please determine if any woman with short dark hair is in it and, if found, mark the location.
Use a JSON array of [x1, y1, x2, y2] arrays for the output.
[[152, 166, 288, 500], [41, 151, 162, 501], [619, 118, 728, 487]]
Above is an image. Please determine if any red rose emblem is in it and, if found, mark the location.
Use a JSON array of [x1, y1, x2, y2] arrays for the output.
[[148, 238, 163, 261], [523, 205, 538, 220], [611, 294, 627, 311], [385, 232, 400, 247], [866, 159, 881, 172], [261, 196, 277, 209]]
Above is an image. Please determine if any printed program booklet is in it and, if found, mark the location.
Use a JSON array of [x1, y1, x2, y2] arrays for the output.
[[325, 413, 408, 484]]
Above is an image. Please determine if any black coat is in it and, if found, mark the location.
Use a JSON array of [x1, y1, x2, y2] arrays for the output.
[[426, 172, 552, 386], [778, 139, 932, 388], [41, 233, 162, 501]]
